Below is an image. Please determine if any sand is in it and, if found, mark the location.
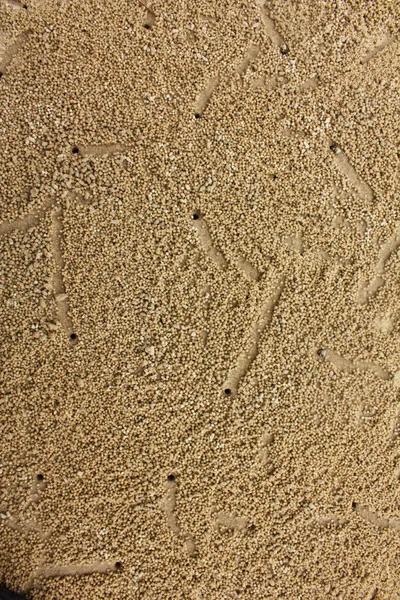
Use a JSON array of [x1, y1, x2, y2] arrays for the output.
[[0, 0, 400, 598]]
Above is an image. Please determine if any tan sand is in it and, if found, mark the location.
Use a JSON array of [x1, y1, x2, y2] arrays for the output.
[[0, 0, 400, 598]]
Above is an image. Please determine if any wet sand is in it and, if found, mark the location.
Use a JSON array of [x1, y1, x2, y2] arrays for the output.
[[1, 0, 400, 598]]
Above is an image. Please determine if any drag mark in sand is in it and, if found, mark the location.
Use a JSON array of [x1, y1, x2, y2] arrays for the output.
[[299, 76, 319, 91], [255, 431, 276, 475], [0, 31, 30, 74], [1, 513, 47, 540], [223, 276, 285, 395], [255, 431, 276, 472], [143, 8, 156, 29], [35, 562, 120, 578], [0, 196, 55, 236], [356, 275, 385, 305], [159, 476, 197, 556], [310, 514, 348, 529], [236, 44, 260, 76], [190, 211, 227, 269], [389, 411, 400, 441], [236, 256, 261, 281], [284, 230, 304, 254], [352, 502, 400, 531], [258, 3, 287, 51], [50, 206, 75, 341], [1, 475, 48, 539], [76, 143, 127, 158], [361, 36, 395, 65], [215, 512, 249, 533], [375, 228, 400, 275], [19, 473, 47, 512], [194, 76, 219, 118], [1, 0, 27, 8], [23, 561, 120, 592], [160, 476, 180, 535], [137, 0, 156, 18], [198, 13, 217, 26], [318, 348, 390, 381], [329, 143, 374, 204], [357, 226, 400, 305]]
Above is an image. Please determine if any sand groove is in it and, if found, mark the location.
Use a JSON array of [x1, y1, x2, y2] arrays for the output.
[[194, 76, 220, 118], [357, 226, 400, 305], [236, 44, 260, 76], [223, 276, 285, 395], [76, 143, 127, 158], [160, 477, 197, 556], [190, 212, 228, 269], [258, 3, 286, 50], [361, 36, 395, 64], [0, 31, 30, 74], [0, 196, 55, 236], [50, 206, 74, 339], [319, 348, 390, 381], [330, 144, 374, 204], [353, 502, 400, 531], [23, 562, 120, 592]]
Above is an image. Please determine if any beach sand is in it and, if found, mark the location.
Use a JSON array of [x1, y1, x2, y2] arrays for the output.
[[1, 0, 400, 598]]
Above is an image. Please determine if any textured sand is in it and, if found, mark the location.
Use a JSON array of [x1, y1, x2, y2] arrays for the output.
[[1, 0, 400, 598]]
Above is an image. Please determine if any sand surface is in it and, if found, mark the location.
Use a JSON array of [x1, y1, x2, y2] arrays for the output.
[[1, 0, 400, 598]]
